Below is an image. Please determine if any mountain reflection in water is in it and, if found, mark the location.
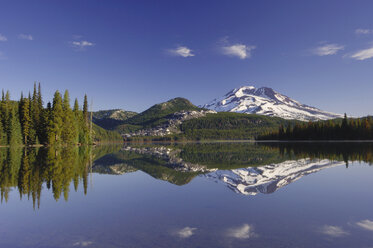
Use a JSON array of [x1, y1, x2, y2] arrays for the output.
[[0, 142, 372, 207]]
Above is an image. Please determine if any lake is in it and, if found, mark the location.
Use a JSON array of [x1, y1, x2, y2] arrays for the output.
[[0, 142, 373, 248]]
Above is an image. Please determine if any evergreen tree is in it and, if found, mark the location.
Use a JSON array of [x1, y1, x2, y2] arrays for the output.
[[8, 105, 22, 146], [342, 113, 348, 130], [73, 98, 82, 144], [0, 118, 6, 146], [0, 85, 96, 146], [82, 95, 90, 144], [83, 94, 89, 125], [47, 91, 64, 145], [73, 98, 79, 113], [36, 83, 43, 142], [20, 97, 31, 144], [30, 83, 41, 144], [61, 90, 77, 144], [18, 92, 24, 121], [28, 93, 37, 144], [3, 91, 11, 144]]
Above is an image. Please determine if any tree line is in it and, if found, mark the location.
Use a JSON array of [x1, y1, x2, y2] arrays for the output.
[[0, 83, 92, 146], [257, 114, 373, 140]]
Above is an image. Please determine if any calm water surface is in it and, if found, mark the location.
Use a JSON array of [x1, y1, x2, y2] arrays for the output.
[[0, 142, 372, 248]]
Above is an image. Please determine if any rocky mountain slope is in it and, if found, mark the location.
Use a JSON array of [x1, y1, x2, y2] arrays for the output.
[[93, 109, 138, 121], [92, 109, 137, 130]]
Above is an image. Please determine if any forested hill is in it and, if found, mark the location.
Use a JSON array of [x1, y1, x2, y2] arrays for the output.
[[126, 112, 296, 141], [124, 97, 200, 126], [93, 97, 202, 133], [178, 112, 295, 140], [92, 109, 137, 130], [0, 83, 121, 147]]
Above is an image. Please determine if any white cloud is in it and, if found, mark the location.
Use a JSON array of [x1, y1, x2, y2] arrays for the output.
[[320, 225, 349, 237], [222, 44, 256, 59], [73, 241, 93, 247], [175, 227, 197, 238], [18, 34, 33, 40], [0, 34, 7, 41], [168, 46, 195, 57], [226, 224, 257, 239], [356, 220, 373, 231], [350, 46, 373, 60], [313, 43, 344, 56], [71, 40, 95, 50], [355, 28, 373, 35]]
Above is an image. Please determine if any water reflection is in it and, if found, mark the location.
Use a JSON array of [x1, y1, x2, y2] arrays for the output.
[[1, 142, 372, 207], [205, 159, 345, 195], [0, 146, 92, 208], [96, 142, 373, 196]]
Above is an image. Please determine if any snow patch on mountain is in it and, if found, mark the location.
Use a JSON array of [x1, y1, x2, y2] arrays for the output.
[[202, 86, 343, 121]]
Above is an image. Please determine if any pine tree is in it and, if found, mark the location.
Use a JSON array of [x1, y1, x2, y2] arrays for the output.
[[342, 113, 348, 129], [83, 94, 89, 125], [18, 92, 24, 121], [27, 93, 37, 144], [73, 98, 79, 113], [73, 98, 82, 144], [0, 119, 6, 146], [82, 95, 90, 144], [36, 83, 43, 142], [47, 91, 64, 145], [20, 97, 31, 144], [3, 91, 11, 144], [61, 90, 77, 144], [8, 105, 22, 146], [30, 83, 41, 144]]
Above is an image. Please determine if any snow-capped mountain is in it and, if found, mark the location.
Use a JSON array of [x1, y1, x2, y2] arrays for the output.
[[202, 86, 342, 121], [205, 159, 345, 196]]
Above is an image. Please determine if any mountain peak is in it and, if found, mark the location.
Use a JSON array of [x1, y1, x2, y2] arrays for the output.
[[125, 97, 200, 125], [202, 85, 342, 121]]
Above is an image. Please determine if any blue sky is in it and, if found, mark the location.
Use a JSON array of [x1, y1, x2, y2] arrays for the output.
[[1, 0, 373, 116]]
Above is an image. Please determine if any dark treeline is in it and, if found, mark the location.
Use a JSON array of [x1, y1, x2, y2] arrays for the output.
[[257, 114, 373, 140], [0, 146, 91, 209], [0, 83, 92, 146]]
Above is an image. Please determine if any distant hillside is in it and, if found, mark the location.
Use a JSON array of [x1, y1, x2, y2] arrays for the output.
[[92, 109, 137, 130], [92, 123, 123, 142], [178, 112, 296, 140], [126, 112, 297, 141], [93, 98, 201, 133], [93, 109, 137, 120], [125, 97, 201, 126]]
